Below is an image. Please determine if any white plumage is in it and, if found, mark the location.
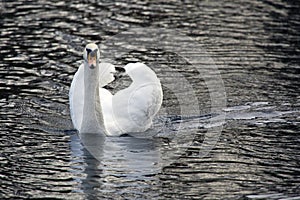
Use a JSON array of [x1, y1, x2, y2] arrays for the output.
[[69, 43, 163, 136]]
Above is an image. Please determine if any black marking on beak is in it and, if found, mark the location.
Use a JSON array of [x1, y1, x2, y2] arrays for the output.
[[86, 48, 92, 54], [86, 48, 98, 57], [90, 49, 98, 57]]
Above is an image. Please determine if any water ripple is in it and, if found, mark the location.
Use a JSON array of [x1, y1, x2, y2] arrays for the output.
[[0, 0, 299, 199]]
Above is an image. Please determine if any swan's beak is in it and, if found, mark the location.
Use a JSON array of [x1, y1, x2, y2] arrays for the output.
[[87, 50, 98, 69], [87, 54, 96, 69]]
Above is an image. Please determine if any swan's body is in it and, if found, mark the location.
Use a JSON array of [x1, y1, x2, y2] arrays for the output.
[[69, 43, 163, 136]]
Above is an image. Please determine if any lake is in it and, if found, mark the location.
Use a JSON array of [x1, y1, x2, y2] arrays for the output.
[[0, 0, 299, 199]]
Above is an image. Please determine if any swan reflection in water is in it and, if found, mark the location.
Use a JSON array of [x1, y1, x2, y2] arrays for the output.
[[70, 132, 162, 196]]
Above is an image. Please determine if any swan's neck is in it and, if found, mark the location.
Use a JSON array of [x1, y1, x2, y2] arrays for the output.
[[80, 63, 106, 135]]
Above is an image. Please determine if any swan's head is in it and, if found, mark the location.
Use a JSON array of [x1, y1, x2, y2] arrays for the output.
[[83, 43, 100, 69]]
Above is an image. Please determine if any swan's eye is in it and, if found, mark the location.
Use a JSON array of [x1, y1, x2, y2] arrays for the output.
[[86, 48, 92, 54]]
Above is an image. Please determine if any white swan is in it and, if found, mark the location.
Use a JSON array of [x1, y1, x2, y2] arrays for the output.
[[69, 43, 163, 136]]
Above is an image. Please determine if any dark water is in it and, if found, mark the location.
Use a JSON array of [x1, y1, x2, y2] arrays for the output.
[[1, 0, 300, 199]]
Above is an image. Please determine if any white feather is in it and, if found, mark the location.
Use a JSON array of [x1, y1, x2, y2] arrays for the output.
[[69, 60, 163, 136]]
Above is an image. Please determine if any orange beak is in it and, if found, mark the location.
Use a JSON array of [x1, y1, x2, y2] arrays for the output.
[[88, 53, 97, 69]]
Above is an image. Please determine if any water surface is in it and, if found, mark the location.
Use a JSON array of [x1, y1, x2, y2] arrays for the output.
[[0, 0, 299, 199]]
